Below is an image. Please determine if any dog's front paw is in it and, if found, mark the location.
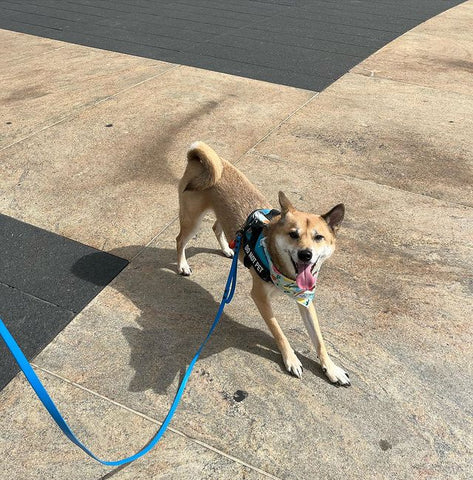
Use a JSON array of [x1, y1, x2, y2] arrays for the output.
[[283, 351, 303, 378], [177, 263, 192, 276], [222, 247, 234, 258], [321, 360, 351, 387]]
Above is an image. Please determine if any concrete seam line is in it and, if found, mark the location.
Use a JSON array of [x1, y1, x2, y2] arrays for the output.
[[133, 90, 323, 250], [234, 91, 320, 166], [332, 170, 473, 209], [140, 91, 322, 243], [350, 69, 473, 98], [127, 216, 180, 263], [248, 141, 473, 210], [31, 364, 283, 480], [0, 281, 76, 314], [3, 42, 67, 65], [0, 64, 180, 153]]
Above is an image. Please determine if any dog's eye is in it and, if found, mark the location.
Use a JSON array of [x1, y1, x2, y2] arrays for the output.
[[314, 234, 325, 242], [289, 231, 299, 239]]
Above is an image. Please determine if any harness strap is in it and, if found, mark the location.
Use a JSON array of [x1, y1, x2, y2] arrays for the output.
[[0, 235, 242, 466], [241, 209, 280, 283]]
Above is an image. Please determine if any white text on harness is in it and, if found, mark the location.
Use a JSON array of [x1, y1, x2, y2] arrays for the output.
[[244, 243, 265, 274]]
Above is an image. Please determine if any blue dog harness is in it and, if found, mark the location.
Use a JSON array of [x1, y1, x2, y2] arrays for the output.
[[241, 209, 279, 282]]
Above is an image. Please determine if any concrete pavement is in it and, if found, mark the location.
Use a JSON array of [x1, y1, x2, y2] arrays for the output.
[[0, 2, 472, 479]]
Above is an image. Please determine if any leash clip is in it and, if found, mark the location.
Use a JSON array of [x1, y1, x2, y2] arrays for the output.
[[228, 231, 243, 251]]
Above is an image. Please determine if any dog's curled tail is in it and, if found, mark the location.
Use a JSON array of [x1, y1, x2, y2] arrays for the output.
[[184, 141, 223, 191]]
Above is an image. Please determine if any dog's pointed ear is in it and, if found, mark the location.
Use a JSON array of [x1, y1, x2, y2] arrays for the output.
[[322, 204, 345, 232], [278, 191, 295, 216]]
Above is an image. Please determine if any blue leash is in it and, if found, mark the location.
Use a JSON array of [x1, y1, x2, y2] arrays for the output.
[[0, 236, 241, 466]]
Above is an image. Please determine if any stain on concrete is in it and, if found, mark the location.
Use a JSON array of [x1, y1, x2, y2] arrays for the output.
[[115, 99, 221, 186], [2, 86, 49, 103], [379, 439, 393, 451], [439, 58, 473, 74], [290, 126, 473, 205], [233, 390, 248, 403]]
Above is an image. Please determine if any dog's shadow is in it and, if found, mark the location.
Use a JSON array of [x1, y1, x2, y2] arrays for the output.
[[72, 245, 326, 394]]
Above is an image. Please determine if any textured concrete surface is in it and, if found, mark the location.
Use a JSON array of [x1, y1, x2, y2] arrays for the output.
[[0, 38, 175, 149], [0, 27, 64, 64], [1, 1, 473, 479], [0, 372, 262, 480], [351, 2, 473, 96], [252, 73, 473, 206], [0, 43, 313, 252], [30, 168, 473, 479]]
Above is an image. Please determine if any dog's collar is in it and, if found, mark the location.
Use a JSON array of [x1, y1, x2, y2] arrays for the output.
[[240, 209, 317, 308]]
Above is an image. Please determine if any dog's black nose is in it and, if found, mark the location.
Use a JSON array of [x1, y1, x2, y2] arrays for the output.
[[297, 249, 312, 262]]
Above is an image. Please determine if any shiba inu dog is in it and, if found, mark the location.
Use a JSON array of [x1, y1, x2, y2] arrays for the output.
[[176, 141, 350, 386]]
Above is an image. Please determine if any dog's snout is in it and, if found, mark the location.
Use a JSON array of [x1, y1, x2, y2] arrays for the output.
[[297, 249, 312, 262]]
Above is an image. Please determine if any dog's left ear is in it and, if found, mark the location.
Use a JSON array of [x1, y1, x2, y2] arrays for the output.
[[278, 191, 295, 216], [322, 204, 345, 233]]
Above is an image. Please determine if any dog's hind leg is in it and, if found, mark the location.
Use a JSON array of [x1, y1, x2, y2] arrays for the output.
[[212, 221, 234, 258], [176, 191, 208, 276], [251, 274, 303, 378], [297, 303, 350, 386]]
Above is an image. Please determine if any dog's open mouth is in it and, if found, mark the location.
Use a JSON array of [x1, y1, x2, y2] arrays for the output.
[[290, 258, 318, 290]]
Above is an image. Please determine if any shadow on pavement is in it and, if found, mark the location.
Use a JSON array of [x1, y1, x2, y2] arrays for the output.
[[72, 245, 327, 394]]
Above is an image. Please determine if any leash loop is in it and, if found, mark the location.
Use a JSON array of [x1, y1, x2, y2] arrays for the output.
[[0, 234, 242, 466]]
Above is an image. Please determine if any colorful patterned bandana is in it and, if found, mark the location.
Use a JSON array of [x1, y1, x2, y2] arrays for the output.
[[240, 209, 318, 308], [260, 238, 317, 308]]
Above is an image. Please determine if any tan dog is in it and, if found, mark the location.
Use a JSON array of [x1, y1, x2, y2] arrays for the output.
[[176, 142, 350, 386]]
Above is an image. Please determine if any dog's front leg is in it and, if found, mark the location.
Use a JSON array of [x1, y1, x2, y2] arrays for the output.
[[251, 275, 303, 378], [298, 303, 350, 386]]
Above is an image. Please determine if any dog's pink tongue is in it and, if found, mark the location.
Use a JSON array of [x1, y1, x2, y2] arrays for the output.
[[296, 263, 315, 290]]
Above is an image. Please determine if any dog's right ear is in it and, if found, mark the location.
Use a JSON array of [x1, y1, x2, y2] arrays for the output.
[[278, 191, 295, 216]]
